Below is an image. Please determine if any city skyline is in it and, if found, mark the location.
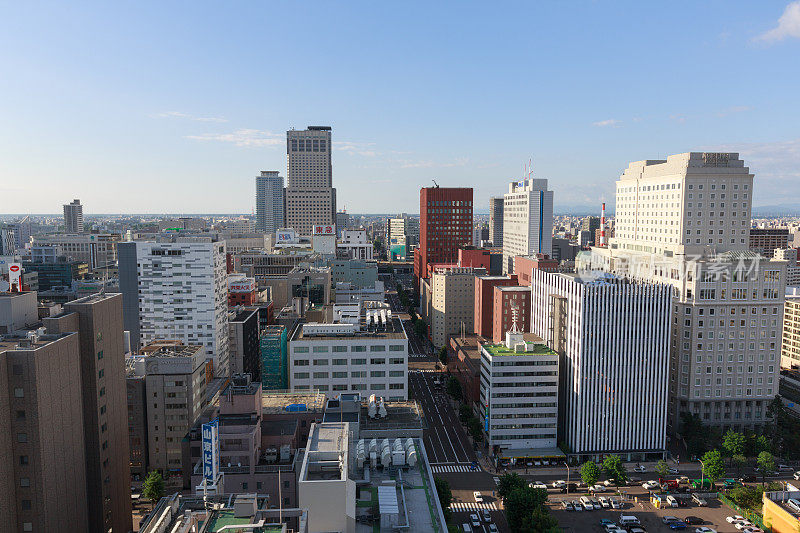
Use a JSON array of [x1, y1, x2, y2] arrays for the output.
[[1, 2, 799, 214]]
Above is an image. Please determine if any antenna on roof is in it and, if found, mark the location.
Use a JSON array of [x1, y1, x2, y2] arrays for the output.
[[432, 179, 439, 188]]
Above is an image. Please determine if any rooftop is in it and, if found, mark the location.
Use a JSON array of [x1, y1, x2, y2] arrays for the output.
[[261, 390, 326, 414], [292, 315, 406, 341], [482, 334, 556, 357]]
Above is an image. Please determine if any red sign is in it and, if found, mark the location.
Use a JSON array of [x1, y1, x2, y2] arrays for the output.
[[9, 265, 20, 272], [313, 225, 335, 235]]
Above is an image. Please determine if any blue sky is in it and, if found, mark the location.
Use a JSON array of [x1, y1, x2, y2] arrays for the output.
[[1, 1, 799, 214]]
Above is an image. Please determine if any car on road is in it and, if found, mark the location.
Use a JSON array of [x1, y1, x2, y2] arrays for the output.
[[529, 481, 547, 490], [534, 460, 541, 466], [481, 509, 491, 522], [560, 483, 578, 493], [473, 491, 482, 503], [668, 467, 680, 474], [492, 477, 500, 485], [778, 464, 793, 472], [469, 514, 480, 528], [662, 516, 680, 524], [552, 480, 566, 488]]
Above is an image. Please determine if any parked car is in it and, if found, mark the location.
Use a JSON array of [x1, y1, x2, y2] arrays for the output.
[[487, 524, 498, 533], [610, 497, 623, 509], [662, 516, 680, 524], [552, 480, 566, 488], [561, 500, 573, 510], [599, 519, 615, 527], [742, 528, 763, 533], [642, 480, 660, 490], [529, 481, 547, 490], [470, 514, 481, 528], [726, 516, 746, 524], [777, 464, 793, 472], [633, 465, 646, 472], [591, 499, 602, 510], [473, 491, 483, 503], [735, 521, 754, 530], [684, 516, 704, 525], [692, 494, 708, 507], [669, 522, 687, 530], [599, 496, 611, 508], [572, 500, 583, 511], [793, 471, 800, 481], [481, 509, 491, 522], [694, 528, 717, 533]]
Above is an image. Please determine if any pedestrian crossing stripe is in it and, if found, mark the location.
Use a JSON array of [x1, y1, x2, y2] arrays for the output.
[[413, 369, 440, 372], [449, 502, 498, 511], [431, 464, 480, 473]]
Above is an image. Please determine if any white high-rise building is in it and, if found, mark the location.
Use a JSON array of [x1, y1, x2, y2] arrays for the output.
[[502, 179, 553, 274], [118, 238, 230, 375], [530, 270, 672, 460], [586, 152, 787, 433], [255, 170, 285, 233], [63, 199, 84, 233], [285, 126, 336, 236]]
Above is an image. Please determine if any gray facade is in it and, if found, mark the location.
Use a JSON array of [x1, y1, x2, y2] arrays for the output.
[[255, 171, 285, 234]]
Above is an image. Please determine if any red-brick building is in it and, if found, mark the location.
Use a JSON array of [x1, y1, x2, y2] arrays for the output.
[[228, 275, 257, 307], [513, 254, 558, 286], [413, 187, 473, 290], [458, 247, 491, 270], [492, 285, 531, 343], [449, 334, 486, 406], [474, 274, 518, 339]]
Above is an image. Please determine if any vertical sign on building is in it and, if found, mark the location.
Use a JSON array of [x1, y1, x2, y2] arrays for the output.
[[8, 263, 22, 290], [202, 419, 219, 482]]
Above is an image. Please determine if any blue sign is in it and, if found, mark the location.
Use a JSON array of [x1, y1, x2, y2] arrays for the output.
[[202, 419, 219, 482]]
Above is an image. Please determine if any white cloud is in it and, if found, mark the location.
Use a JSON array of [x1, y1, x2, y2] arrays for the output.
[[754, 1, 800, 42], [592, 119, 621, 127], [333, 141, 378, 157], [185, 129, 282, 147], [153, 111, 228, 123], [717, 105, 752, 118]]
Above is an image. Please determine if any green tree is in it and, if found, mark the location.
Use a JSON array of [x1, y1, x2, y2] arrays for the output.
[[434, 476, 452, 509], [142, 470, 165, 503], [753, 434, 772, 456], [446, 377, 462, 401], [700, 450, 725, 483], [654, 459, 670, 479], [580, 460, 601, 487], [459, 403, 473, 423], [438, 346, 449, 366], [505, 486, 548, 531], [681, 411, 707, 456], [757, 451, 776, 486], [732, 454, 747, 476], [602, 454, 628, 487], [413, 319, 427, 340], [497, 472, 527, 500], [518, 506, 560, 533], [722, 429, 746, 460]]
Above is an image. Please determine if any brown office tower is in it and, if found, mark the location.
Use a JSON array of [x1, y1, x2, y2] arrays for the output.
[[0, 328, 89, 532], [44, 293, 133, 533], [413, 187, 473, 290]]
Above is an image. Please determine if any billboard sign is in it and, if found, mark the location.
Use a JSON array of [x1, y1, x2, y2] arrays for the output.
[[201, 419, 219, 482], [229, 279, 256, 293], [276, 229, 296, 244], [8, 263, 22, 288], [313, 224, 335, 235]]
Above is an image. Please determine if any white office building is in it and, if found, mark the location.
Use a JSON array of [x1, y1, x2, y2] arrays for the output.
[[479, 330, 559, 453], [530, 270, 672, 460], [502, 179, 553, 274], [118, 238, 230, 375], [255, 171, 285, 234], [285, 126, 336, 236], [585, 152, 787, 432], [338, 229, 374, 260], [289, 303, 408, 400]]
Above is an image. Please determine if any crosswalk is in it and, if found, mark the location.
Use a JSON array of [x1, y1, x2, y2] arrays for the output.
[[412, 368, 440, 372], [431, 464, 480, 473], [409, 353, 432, 358], [449, 502, 498, 511]]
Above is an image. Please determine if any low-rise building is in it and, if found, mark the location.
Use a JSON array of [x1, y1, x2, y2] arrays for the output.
[[337, 229, 373, 260]]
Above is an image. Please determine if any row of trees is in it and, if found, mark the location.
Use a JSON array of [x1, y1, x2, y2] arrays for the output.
[[457, 401, 483, 443], [578, 455, 628, 487], [496, 473, 559, 532]]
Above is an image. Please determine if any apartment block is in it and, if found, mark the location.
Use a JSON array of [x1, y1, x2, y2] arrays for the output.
[[255, 170, 285, 234], [750, 228, 790, 258], [228, 307, 261, 380], [63, 198, 84, 233], [421, 266, 479, 349], [489, 196, 504, 247]]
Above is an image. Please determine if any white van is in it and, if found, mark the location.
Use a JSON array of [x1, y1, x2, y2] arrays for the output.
[[666, 495, 679, 508], [787, 498, 800, 513], [580, 496, 594, 511], [618, 515, 640, 526]]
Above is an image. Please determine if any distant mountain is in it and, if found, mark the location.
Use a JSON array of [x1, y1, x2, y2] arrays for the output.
[[752, 204, 800, 217]]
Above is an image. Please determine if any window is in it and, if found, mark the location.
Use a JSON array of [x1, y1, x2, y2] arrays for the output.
[[97, 350, 104, 360], [389, 345, 405, 351], [294, 346, 309, 353], [312, 346, 328, 353], [20, 477, 30, 487], [14, 388, 23, 398], [370, 345, 386, 352], [313, 359, 328, 366], [294, 359, 309, 366]]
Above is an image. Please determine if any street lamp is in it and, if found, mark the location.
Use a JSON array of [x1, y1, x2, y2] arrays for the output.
[[698, 459, 705, 488], [565, 461, 570, 491]]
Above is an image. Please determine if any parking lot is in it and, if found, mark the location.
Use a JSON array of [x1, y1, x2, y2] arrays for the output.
[[547, 487, 748, 533]]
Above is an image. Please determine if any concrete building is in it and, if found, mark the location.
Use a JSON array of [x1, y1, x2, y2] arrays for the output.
[[414, 187, 473, 289], [288, 303, 408, 400], [775, 248, 800, 286], [513, 254, 558, 286], [228, 307, 261, 380], [530, 271, 672, 460], [502, 178, 554, 274], [449, 334, 486, 406], [228, 273, 258, 307], [590, 152, 787, 433], [782, 287, 800, 369], [750, 228, 791, 258], [330, 259, 378, 289], [63, 198, 84, 233], [492, 285, 531, 343], [421, 266, 479, 349], [474, 275, 517, 340], [0, 291, 38, 334], [127, 341, 209, 485], [337, 229, 374, 260], [260, 325, 288, 390], [489, 196, 504, 247], [0, 327, 89, 533], [580, 216, 600, 245], [43, 293, 133, 533], [255, 170, 285, 234], [31, 233, 118, 269], [285, 126, 336, 236], [479, 331, 560, 456], [119, 238, 230, 375]]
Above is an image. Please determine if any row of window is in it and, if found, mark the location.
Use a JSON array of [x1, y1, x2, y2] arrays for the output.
[[294, 357, 404, 366], [293, 344, 405, 353]]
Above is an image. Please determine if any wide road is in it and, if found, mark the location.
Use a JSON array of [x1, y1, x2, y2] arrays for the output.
[[409, 369, 511, 532], [386, 288, 436, 360]]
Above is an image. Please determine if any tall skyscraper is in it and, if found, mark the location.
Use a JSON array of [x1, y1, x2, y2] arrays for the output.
[[413, 187, 473, 289], [63, 199, 84, 233], [586, 152, 787, 433], [284, 126, 336, 236], [502, 178, 554, 274], [43, 293, 133, 533], [489, 196, 504, 247], [118, 237, 230, 375], [255, 170, 285, 233]]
